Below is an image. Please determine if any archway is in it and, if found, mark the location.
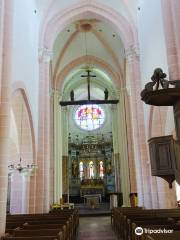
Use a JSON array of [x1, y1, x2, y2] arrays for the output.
[[37, 0, 151, 211], [8, 88, 36, 214]]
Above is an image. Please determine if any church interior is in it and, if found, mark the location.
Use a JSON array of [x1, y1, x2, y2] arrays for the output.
[[1, 0, 180, 239]]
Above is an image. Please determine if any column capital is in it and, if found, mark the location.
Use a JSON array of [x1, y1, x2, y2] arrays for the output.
[[125, 45, 140, 63], [38, 47, 53, 63]]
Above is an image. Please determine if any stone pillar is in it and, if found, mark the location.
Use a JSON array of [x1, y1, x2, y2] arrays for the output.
[[53, 90, 63, 203], [126, 46, 152, 208], [21, 172, 31, 214], [116, 89, 131, 206], [161, 0, 180, 80], [49, 91, 55, 206], [10, 172, 23, 214], [111, 105, 120, 192], [0, 0, 13, 236], [29, 170, 37, 213], [36, 48, 52, 212], [62, 107, 69, 198]]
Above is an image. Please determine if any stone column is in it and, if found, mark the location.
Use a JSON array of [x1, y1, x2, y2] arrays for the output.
[[21, 171, 31, 214], [126, 46, 152, 208], [62, 107, 69, 198], [0, 0, 13, 236], [10, 172, 23, 214], [116, 89, 131, 206], [53, 90, 63, 203], [111, 105, 120, 192], [36, 48, 52, 212]]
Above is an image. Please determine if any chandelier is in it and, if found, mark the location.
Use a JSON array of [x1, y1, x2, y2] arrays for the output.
[[8, 102, 37, 173], [8, 158, 37, 173]]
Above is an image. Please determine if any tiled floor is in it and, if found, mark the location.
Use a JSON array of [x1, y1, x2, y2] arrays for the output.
[[78, 216, 117, 240]]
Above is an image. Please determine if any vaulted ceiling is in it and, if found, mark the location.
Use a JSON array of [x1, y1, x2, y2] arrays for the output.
[[52, 19, 125, 92], [34, 0, 139, 23], [35, 0, 140, 92]]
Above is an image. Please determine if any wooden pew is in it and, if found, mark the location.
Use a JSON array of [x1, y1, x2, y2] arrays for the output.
[[112, 207, 180, 240], [145, 231, 180, 240], [13, 229, 62, 237], [6, 210, 78, 239], [126, 214, 180, 240], [4, 209, 79, 240], [132, 223, 180, 240], [7, 209, 79, 236], [2, 237, 60, 240]]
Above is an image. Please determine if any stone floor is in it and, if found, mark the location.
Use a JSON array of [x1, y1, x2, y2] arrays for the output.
[[78, 216, 117, 240]]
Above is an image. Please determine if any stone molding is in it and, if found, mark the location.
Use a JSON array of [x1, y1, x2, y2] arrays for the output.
[[125, 45, 140, 62], [38, 47, 53, 63]]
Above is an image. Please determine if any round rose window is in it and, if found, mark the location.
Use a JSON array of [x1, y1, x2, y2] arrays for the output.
[[75, 104, 105, 131]]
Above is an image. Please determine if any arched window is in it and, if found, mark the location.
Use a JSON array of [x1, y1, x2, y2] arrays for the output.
[[79, 161, 84, 180], [99, 161, 104, 179], [75, 104, 105, 131]]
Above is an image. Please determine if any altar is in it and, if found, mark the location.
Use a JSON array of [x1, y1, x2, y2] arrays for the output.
[[80, 179, 105, 197], [83, 194, 102, 204]]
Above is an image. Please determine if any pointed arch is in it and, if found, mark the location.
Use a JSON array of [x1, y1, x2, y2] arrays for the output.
[[11, 82, 36, 163], [39, 0, 137, 51]]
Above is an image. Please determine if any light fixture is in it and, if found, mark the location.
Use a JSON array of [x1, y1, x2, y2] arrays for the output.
[[8, 102, 37, 173]]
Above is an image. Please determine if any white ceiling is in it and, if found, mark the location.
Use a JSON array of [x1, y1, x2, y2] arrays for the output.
[[34, 0, 139, 24], [35, 0, 139, 92], [53, 20, 125, 92], [53, 21, 125, 71], [38, 0, 139, 137]]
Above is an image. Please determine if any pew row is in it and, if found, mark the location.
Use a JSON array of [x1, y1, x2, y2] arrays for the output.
[[112, 207, 180, 240], [2, 209, 79, 240]]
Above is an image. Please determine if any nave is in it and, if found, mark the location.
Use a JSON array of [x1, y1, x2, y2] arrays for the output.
[[3, 207, 180, 240], [1, 0, 180, 238]]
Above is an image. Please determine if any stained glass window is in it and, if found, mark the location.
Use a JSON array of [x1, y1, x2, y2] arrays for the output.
[[89, 161, 94, 178], [99, 161, 104, 179], [75, 104, 105, 131], [79, 161, 84, 180]]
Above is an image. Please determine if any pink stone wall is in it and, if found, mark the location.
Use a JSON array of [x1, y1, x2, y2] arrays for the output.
[[161, 0, 180, 80], [8, 89, 36, 214], [0, 0, 13, 236]]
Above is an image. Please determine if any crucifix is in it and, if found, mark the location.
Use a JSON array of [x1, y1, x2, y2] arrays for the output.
[[59, 69, 119, 106], [81, 70, 96, 101]]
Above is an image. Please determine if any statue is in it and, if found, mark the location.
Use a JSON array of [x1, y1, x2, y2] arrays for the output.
[[106, 161, 112, 175], [72, 161, 79, 177], [151, 68, 169, 90], [104, 88, 108, 100], [70, 90, 74, 101], [143, 68, 180, 94]]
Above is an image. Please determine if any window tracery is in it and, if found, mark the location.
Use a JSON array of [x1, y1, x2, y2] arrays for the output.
[[75, 104, 105, 131]]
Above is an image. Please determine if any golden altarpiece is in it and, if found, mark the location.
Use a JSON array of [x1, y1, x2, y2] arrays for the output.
[[68, 132, 115, 203]]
